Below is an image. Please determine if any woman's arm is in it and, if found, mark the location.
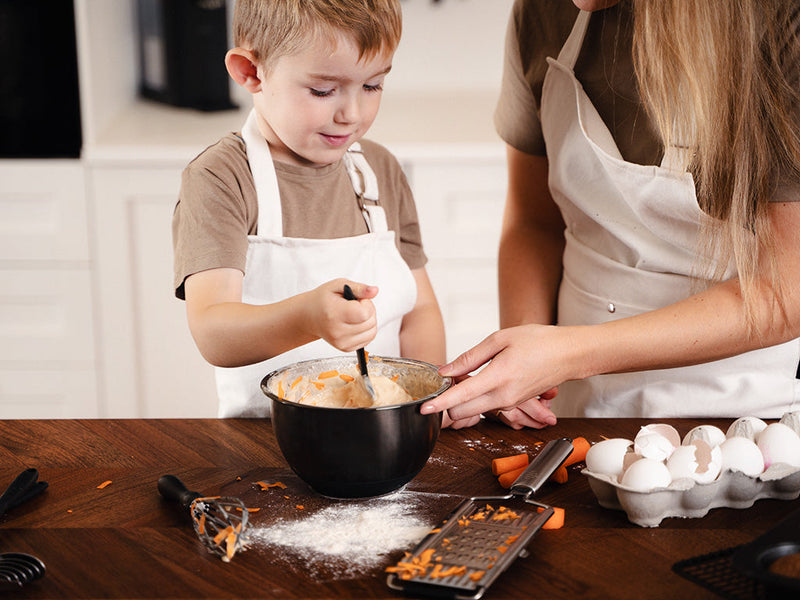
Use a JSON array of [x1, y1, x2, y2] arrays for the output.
[[423, 201, 800, 423], [184, 268, 378, 368], [498, 145, 566, 328]]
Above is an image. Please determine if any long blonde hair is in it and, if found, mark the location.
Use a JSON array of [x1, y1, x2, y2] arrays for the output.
[[632, 0, 800, 333]]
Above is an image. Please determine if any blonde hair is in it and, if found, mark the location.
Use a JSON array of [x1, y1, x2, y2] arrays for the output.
[[232, 0, 402, 70], [632, 0, 800, 333]]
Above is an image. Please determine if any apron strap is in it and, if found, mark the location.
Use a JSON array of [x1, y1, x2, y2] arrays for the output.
[[557, 10, 591, 69], [242, 109, 284, 237], [343, 142, 388, 233]]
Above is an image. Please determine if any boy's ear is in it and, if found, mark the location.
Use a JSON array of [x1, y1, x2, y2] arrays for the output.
[[225, 48, 262, 93]]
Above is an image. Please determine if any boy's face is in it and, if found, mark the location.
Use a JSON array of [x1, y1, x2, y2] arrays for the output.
[[252, 35, 393, 168]]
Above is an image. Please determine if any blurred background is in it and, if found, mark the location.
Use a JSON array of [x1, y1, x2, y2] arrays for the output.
[[0, 0, 514, 418]]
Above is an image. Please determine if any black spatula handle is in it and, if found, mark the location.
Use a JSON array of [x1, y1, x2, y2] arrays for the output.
[[343, 284, 369, 377], [158, 475, 202, 512]]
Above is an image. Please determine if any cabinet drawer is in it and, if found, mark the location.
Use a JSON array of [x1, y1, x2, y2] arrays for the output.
[[0, 161, 88, 261], [0, 269, 95, 363]]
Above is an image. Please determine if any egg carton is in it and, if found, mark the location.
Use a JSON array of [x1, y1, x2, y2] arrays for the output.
[[583, 464, 800, 527]]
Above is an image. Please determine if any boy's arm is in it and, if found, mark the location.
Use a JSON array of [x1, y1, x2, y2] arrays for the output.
[[398, 267, 446, 366], [184, 268, 378, 368]]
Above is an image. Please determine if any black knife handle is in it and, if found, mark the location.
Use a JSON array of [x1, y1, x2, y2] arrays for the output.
[[0, 468, 41, 517], [157, 475, 202, 512]]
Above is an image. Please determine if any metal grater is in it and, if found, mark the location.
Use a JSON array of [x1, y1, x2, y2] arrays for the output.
[[387, 438, 573, 600]]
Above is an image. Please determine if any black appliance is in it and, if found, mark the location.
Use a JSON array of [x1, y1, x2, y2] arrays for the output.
[[0, 0, 82, 158], [136, 0, 236, 112]]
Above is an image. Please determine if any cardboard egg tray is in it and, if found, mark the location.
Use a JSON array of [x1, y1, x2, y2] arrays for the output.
[[582, 464, 800, 527]]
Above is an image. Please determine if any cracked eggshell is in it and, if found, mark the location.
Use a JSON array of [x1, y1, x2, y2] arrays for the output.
[[619, 457, 672, 492], [584, 438, 634, 479], [719, 436, 764, 477], [666, 440, 722, 484], [757, 423, 800, 469], [683, 425, 726, 448], [634, 424, 680, 461], [726, 417, 768, 441]]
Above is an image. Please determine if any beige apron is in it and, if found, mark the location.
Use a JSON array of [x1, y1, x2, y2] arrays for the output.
[[215, 110, 417, 417], [541, 11, 800, 418]]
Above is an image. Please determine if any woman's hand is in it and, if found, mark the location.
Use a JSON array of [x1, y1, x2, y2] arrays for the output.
[[420, 325, 571, 427]]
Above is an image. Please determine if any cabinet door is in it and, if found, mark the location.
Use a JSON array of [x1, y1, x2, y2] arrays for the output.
[[89, 167, 218, 418], [406, 155, 507, 360]]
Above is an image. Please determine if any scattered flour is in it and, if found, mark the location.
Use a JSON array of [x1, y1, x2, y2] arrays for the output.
[[250, 492, 432, 579]]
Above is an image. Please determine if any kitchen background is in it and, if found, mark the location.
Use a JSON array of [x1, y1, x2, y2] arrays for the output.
[[1, 0, 514, 419]]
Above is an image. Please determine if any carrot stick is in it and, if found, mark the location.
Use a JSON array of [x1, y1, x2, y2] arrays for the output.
[[491, 453, 529, 476], [563, 436, 591, 467], [498, 465, 526, 488], [549, 465, 568, 484], [538, 506, 565, 529]]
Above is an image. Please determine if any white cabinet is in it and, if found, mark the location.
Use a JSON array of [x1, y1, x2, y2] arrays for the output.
[[88, 165, 218, 418], [404, 153, 507, 360], [0, 161, 98, 418]]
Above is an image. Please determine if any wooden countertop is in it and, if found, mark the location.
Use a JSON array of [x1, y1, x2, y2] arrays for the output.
[[1, 418, 796, 599]]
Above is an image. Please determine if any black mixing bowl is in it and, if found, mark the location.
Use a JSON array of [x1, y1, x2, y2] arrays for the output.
[[261, 356, 451, 498]]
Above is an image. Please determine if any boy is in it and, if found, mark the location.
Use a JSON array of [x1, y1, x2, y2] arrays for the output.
[[172, 0, 455, 421]]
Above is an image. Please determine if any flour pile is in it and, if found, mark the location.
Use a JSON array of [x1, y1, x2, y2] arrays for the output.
[[250, 492, 432, 579]]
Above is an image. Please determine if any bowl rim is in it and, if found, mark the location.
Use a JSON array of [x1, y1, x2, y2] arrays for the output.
[[260, 355, 452, 412]]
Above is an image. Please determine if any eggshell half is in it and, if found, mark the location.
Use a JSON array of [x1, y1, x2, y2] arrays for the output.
[[620, 457, 672, 492], [634, 424, 680, 461], [585, 438, 634, 478], [667, 440, 722, 484], [720, 436, 765, 477], [757, 423, 800, 469]]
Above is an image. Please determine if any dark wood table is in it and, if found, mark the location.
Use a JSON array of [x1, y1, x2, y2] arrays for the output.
[[1, 418, 797, 599]]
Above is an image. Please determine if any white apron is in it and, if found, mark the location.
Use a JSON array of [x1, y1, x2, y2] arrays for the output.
[[541, 11, 800, 418], [215, 110, 417, 417]]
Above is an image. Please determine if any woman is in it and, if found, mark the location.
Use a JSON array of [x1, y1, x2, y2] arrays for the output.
[[424, 0, 800, 429]]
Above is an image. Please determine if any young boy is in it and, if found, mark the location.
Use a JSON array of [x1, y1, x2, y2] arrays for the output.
[[172, 0, 452, 420]]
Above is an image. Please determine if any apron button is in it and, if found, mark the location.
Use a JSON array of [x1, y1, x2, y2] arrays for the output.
[[607, 302, 616, 313]]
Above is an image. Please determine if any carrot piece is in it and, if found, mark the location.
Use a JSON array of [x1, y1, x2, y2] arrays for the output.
[[549, 465, 568, 484], [469, 571, 485, 582], [290, 376, 303, 389], [537, 506, 565, 529], [339, 374, 354, 382], [277, 380, 285, 399], [491, 453, 529, 476], [563, 436, 591, 467], [318, 370, 338, 379], [96, 480, 112, 489], [498, 465, 526, 489], [311, 381, 325, 390]]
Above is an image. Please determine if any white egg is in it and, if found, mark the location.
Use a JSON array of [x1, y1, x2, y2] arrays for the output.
[[619, 457, 672, 491], [726, 416, 768, 441], [634, 424, 680, 461], [779, 411, 800, 437], [666, 440, 722, 484], [683, 425, 726, 448], [757, 423, 800, 469], [585, 438, 634, 478], [719, 436, 765, 477]]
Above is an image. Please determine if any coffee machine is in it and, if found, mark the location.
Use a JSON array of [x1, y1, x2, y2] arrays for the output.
[[137, 0, 236, 111]]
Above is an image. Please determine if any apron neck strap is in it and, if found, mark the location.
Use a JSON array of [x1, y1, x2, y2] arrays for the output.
[[343, 142, 388, 233], [557, 10, 591, 69]]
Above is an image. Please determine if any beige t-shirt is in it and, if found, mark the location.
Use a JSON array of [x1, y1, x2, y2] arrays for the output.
[[172, 134, 426, 299], [494, 0, 800, 201]]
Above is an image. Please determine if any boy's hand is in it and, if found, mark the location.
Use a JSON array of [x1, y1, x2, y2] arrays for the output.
[[308, 279, 379, 352]]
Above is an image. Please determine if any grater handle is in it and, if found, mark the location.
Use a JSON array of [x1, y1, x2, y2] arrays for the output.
[[511, 437, 573, 498]]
